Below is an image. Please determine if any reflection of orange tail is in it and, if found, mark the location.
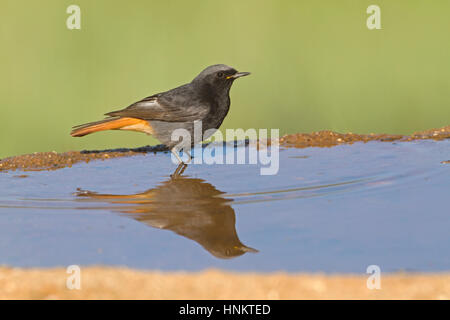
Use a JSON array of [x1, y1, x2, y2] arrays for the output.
[[71, 117, 153, 137]]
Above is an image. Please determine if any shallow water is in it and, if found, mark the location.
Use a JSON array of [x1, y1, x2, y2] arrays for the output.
[[0, 140, 449, 273]]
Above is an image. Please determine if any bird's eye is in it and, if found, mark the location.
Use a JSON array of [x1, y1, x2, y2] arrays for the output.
[[217, 72, 224, 78]]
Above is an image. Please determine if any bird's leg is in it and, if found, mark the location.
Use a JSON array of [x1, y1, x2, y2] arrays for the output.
[[171, 148, 185, 165], [170, 148, 189, 178], [170, 148, 192, 165], [185, 150, 192, 164], [179, 163, 187, 175], [171, 163, 188, 178]]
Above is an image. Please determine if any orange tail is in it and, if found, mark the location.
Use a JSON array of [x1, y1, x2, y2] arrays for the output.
[[71, 117, 153, 137]]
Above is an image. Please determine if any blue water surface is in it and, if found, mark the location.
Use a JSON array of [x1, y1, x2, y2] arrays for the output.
[[0, 140, 449, 273]]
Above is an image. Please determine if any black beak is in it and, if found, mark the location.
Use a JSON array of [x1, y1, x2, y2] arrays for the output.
[[228, 71, 251, 79]]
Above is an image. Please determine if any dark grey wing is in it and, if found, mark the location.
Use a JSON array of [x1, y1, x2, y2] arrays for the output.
[[105, 85, 210, 122]]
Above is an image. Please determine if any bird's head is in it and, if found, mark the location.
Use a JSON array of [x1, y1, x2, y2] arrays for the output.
[[192, 64, 250, 91]]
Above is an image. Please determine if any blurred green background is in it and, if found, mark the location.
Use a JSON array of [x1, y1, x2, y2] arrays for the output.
[[1, 0, 449, 158]]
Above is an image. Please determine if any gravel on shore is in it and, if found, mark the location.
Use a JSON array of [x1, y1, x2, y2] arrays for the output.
[[1, 126, 449, 172]]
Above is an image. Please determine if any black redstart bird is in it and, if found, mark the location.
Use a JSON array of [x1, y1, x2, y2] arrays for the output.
[[71, 64, 250, 168]]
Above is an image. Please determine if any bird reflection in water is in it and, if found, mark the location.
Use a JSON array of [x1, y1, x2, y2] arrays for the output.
[[76, 166, 258, 259]]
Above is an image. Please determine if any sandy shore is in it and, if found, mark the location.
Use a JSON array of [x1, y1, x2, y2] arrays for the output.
[[1, 126, 449, 172], [0, 267, 449, 299]]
